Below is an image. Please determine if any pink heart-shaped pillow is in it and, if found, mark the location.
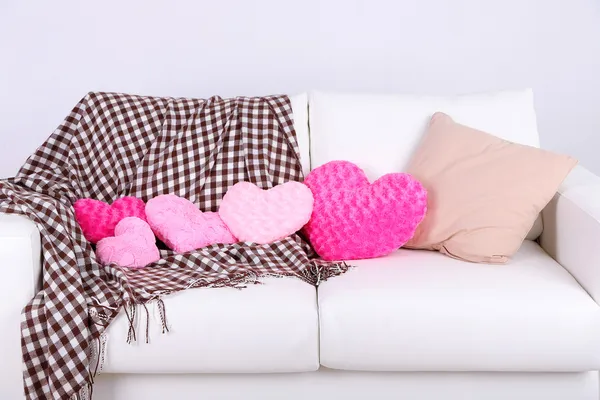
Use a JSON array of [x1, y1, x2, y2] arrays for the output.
[[146, 194, 237, 253], [96, 217, 160, 268], [218, 181, 314, 244], [303, 161, 427, 260], [74, 196, 147, 243]]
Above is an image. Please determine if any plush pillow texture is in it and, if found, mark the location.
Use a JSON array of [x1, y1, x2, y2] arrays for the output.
[[146, 194, 236, 253], [74, 196, 146, 243], [303, 161, 427, 261], [219, 181, 314, 244], [405, 112, 577, 263], [96, 217, 160, 268]]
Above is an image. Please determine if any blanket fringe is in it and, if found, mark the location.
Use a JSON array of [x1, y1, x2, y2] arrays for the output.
[[157, 298, 169, 334], [70, 323, 109, 400], [121, 272, 261, 345], [122, 262, 351, 345], [142, 303, 150, 343], [70, 382, 91, 400], [299, 261, 351, 286], [124, 302, 137, 344], [93, 331, 108, 377]]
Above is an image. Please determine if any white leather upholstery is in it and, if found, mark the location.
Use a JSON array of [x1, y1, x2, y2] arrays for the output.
[[318, 241, 600, 372], [289, 93, 310, 176], [94, 370, 599, 400], [308, 89, 540, 179], [541, 165, 600, 305], [102, 277, 319, 373], [0, 213, 41, 400]]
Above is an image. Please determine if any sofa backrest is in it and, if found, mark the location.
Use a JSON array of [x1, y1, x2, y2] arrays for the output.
[[307, 89, 540, 179]]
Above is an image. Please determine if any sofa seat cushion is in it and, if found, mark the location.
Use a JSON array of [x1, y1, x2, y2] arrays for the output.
[[102, 277, 319, 373], [318, 241, 600, 372]]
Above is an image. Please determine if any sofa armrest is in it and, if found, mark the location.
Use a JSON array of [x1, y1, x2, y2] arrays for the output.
[[540, 165, 600, 305], [0, 213, 42, 399]]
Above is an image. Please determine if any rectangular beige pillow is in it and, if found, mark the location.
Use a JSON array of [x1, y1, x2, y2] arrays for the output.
[[405, 112, 577, 263]]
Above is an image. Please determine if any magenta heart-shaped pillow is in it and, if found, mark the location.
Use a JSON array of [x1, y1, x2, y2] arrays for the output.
[[74, 196, 147, 243], [218, 181, 314, 244], [96, 217, 160, 268], [303, 161, 427, 260], [146, 194, 237, 253]]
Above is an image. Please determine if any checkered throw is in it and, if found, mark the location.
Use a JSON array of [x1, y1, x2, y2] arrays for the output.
[[0, 92, 349, 399]]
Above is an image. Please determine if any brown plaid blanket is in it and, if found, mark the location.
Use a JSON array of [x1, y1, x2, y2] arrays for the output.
[[0, 92, 348, 399]]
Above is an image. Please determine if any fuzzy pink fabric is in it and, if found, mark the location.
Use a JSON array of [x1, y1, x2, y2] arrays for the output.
[[96, 217, 160, 268], [219, 181, 314, 244], [146, 194, 237, 253], [74, 196, 146, 243], [303, 161, 427, 261]]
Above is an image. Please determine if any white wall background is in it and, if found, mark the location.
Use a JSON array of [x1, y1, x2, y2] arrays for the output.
[[1, 0, 599, 177]]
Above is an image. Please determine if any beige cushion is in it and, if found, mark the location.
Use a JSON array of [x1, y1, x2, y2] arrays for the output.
[[406, 113, 577, 263], [526, 215, 543, 240]]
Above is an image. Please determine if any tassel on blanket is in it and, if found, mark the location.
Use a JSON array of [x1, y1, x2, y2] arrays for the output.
[[300, 261, 351, 286], [121, 273, 258, 346], [157, 298, 170, 334], [123, 302, 150, 344], [96, 332, 108, 376], [77, 330, 108, 400], [124, 302, 137, 344], [181, 271, 261, 292], [70, 382, 92, 400], [142, 303, 150, 344], [120, 262, 351, 347], [122, 298, 170, 344]]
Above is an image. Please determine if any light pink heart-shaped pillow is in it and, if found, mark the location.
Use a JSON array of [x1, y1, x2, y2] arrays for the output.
[[74, 196, 146, 243], [219, 181, 314, 244], [303, 161, 427, 261], [96, 217, 160, 268], [146, 194, 237, 253]]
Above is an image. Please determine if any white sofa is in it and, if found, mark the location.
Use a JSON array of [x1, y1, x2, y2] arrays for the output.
[[2, 89, 600, 400]]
